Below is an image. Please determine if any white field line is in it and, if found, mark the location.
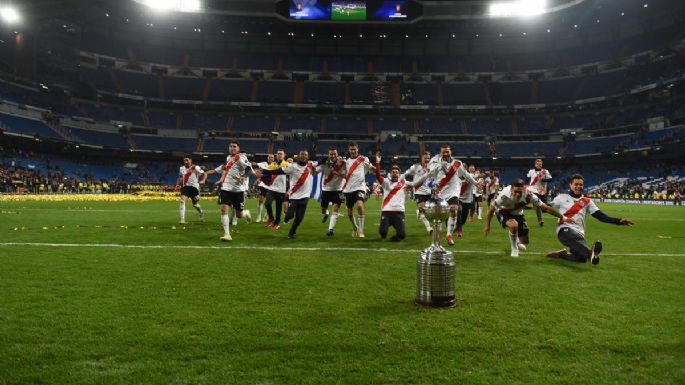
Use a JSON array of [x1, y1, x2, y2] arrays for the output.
[[0, 242, 683, 257]]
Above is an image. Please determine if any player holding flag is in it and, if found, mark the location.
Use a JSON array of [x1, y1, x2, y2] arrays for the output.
[[176, 155, 207, 224], [546, 174, 634, 265], [527, 158, 553, 227]]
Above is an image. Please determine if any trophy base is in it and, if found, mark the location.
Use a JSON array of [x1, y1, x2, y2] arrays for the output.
[[415, 296, 457, 308]]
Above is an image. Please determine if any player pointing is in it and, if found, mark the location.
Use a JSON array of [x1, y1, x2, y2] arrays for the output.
[[546, 174, 634, 265]]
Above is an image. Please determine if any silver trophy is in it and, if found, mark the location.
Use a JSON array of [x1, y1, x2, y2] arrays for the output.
[[416, 197, 456, 308]]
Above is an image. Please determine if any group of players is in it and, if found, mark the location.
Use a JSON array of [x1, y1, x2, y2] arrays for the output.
[[176, 140, 634, 265]]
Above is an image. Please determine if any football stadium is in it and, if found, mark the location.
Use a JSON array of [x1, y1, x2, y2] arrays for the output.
[[1, 0, 684, 383]]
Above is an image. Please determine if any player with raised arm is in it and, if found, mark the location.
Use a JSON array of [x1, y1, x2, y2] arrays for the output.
[[428, 144, 479, 246], [527, 158, 553, 227], [259, 150, 318, 239], [403, 151, 434, 233], [176, 155, 207, 224], [342, 142, 374, 238], [205, 140, 253, 241], [483, 178, 573, 257], [318, 147, 346, 237], [546, 174, 634, 265], [374, 152, 435, 241]]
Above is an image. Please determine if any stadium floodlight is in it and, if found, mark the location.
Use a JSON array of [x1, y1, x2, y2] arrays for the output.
[[489, 0, 547, 17], [1, 7, 20, 24], [140, 0, 201, 13]]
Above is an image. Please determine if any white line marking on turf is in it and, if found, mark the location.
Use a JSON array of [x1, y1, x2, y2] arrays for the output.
[[0, 242, 683, 257]]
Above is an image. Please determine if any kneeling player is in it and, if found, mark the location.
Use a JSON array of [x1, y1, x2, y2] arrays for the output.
[[177, 155, 207, 224], [483, 179, 572, 257], [374, 153, 434, 241], [546, 174, 634, 265]]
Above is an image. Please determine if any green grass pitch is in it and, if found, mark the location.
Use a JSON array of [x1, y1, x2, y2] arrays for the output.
[[1, 197, 684, 384], [332, 7, 367, 21]]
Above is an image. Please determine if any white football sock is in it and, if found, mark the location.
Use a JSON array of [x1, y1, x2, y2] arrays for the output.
[[358, 215, 365, 233], [508, 231, 519, 252], [221, 214, 230, 234], [419, 213, 431, 230], [349, 214, 357, 229], [257, 202, 264, 220], [193, 203, 202, 214], [447, 217, 456, 235], [329, 212, 339, 230], [477, 206, 482, 219], [231, 211, 238, 226], [179, 202, 186, 222]]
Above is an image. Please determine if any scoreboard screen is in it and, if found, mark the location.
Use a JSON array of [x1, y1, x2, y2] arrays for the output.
[[331, 1, 367, 21], [289, 0, 332, 20], [368, 1, 408, 21], [283, 0, 420, 21]]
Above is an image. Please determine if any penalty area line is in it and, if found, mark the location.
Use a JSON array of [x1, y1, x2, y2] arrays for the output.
[[0, 242, 683, 257]]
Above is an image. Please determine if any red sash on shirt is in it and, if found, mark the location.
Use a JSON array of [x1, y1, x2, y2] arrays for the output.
[[530, 169, 547, 187], [413, 165, 428, 192], [288, 162, 312, 196], [323, 160, 342, 186], [436, 161, 461, 194], [219, 155, 240, 184], [382, 181, 405, 209], [559, 197, 591, 224], [459, 180, 470, 197], [182, 166, 195, 186], [341, 157, 365, 191]]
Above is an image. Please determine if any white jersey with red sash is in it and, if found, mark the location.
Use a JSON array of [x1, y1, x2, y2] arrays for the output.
[[429, 155, 478, 201], [474, 177, 484, 197], [527, 168, 552, 195], [458, 173, 478, 203], [318, 157, 346, 192], [493, 186, 543, 216], [179, 165, 204, 189], [551, 193, 600, 237], [342, 156, 372, 193], [377, 166, 433, 213], [214, 154, 251, 192], [403, 163, 432, 196], [486, 176, 499, 196], [283, 161, 318, 200]]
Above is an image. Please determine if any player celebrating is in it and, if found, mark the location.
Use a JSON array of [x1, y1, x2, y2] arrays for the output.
[[472, 170, 485, 220], [428, 144, 479, 246], [259, 150, 318, 239], [318, 147, 346, 237], [403, 151, 433, 233], [485, 170, 500, 208], [527, 158, 553, 227], [455, 164, 479, 237], [263, 149, 289, 230], [176, 155, 207, 224], [483, 179, 572, 257], [254, 153, 276, 223], [342, 142, 374, 238], [546, 174, 634, 265], [207, 140, 253, 241], [374, 152, 435, 241]]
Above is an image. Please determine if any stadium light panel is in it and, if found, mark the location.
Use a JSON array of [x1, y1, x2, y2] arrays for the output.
[[489, 0, 546, 17], [140, 0, 201, 13], [1, 7, 19, 24]]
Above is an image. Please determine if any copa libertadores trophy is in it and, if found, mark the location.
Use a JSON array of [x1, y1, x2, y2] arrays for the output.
[[415, 194, 456, 308]]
